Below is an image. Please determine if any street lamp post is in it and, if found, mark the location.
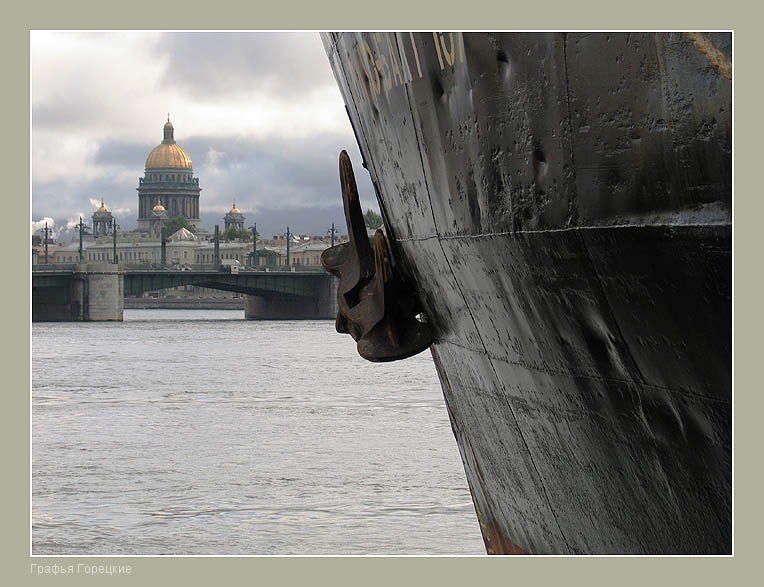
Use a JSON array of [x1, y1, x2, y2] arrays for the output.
[[286, 226, 291, 268], [249, 222, 257, 268], [112, 218, 119, 264], [161, 223, 167, 266], [78, 216, 85, 263], [43, 221, 50, 265], [214, 224, 220, 269]]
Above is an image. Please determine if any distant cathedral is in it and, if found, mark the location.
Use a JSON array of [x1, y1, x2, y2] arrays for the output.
[[136, 116, 201, 232]]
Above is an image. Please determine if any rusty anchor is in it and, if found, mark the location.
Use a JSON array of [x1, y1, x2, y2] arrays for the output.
[[321, 151, 433, 362]]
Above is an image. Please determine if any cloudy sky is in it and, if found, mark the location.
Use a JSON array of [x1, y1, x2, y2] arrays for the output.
[[31, 31, 376, 240]]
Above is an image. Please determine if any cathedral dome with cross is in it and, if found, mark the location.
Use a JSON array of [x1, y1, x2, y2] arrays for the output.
[[136, 115, 202, 232], [91, 198, 114, 237], [224, 201, 245, 230]]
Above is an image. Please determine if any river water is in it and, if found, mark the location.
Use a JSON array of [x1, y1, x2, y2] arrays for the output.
[[32, 310, 484, 555]]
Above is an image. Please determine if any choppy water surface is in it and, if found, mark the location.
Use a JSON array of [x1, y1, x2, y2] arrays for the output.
[[32, 310, 483, 555]]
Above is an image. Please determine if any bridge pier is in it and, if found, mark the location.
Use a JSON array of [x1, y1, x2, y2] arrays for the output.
[[33, 264, 124, 322], [85, 264, 124, 321], [244, 275, 338, 320]]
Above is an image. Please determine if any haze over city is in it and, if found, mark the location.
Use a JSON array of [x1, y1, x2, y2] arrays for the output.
[[31, 31, 376, 240]]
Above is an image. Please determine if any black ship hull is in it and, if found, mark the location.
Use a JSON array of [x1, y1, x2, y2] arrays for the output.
[[322, 32, 731, 554]]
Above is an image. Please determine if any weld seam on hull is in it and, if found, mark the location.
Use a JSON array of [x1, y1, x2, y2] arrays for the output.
[[394, 221, 732, 243]]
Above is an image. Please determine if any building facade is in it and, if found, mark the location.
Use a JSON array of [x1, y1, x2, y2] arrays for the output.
[[136, 117, 201, 232]]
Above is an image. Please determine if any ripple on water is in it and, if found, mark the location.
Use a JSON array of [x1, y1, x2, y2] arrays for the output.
[[32, 310, 483, 555]]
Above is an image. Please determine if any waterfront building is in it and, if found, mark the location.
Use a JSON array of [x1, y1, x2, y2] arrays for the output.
[[32, 244, 57, 264], [53, 241, 91, 264], [78, 227, 199, 266], [136, 116, 201, 232], [32, 231, 58, 264], [289, 241, 333, 267], [194, 241, 262, 265]]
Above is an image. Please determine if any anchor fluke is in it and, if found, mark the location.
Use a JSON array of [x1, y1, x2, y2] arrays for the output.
[[321, 151, 433, 362]]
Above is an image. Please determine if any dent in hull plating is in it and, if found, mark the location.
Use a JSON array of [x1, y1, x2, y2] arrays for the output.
[[322, 32, 731, 554]]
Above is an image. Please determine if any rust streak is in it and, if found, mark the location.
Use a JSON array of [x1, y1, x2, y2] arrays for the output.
[[683, 32, 732, 80], [481, 521, 531, 555]]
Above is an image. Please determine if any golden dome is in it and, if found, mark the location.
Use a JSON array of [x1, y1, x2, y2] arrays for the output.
[[97, 199, 109, 212], [152, 202, 166, 212], [145, 143, 193, 169], [229, 202, 240, 214], [145, 117, 193, 169]]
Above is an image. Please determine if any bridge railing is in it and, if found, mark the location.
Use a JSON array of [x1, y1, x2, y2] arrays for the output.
[[32, 264, 77, 272], [33, 262, 329, 274], [122, 263, 327, 274]]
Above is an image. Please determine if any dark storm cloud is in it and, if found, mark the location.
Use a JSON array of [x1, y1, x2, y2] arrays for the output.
[[32, 174, 135, 226], [94, 140, 155, 168], [178, 131, 374, 210], [199, 206, 348, 240], [32, 183, 82, 218], [155, 32, 333, 101]]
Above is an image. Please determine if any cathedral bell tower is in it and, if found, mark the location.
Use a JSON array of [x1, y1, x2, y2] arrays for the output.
[[91, 199, 114, 237], [224, 202, 245, 231]]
